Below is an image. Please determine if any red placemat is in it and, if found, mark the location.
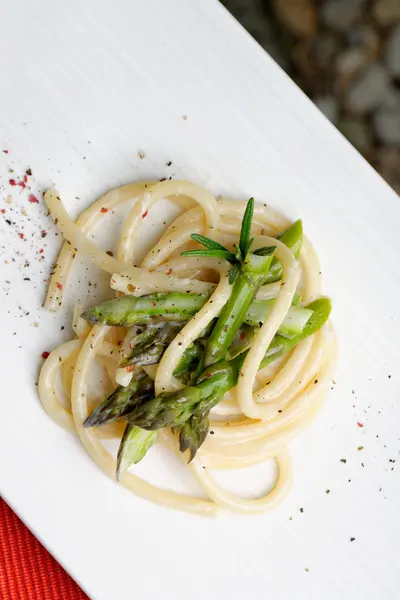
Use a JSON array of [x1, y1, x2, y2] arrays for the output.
[[0, 498, 89, 600]]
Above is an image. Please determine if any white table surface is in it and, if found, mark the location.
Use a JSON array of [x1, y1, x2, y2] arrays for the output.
[[0, 1, 399, 599]]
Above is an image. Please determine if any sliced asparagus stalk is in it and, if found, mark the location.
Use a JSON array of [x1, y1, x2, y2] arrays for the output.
[[266, 220, 303, 283], [244, 298, 312, 338], [116, 424, 157, 481], [82, 292, 209, 326], [204, 249, 275, 366]]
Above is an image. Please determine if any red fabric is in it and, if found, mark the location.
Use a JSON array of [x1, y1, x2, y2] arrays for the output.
[[0, 498, 89, 600]]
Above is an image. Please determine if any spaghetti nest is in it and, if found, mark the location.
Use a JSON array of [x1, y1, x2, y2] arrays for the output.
[[38, 180, 336, 516]]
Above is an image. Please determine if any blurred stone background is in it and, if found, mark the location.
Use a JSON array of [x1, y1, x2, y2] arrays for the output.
[[221, 0, 400, 194]]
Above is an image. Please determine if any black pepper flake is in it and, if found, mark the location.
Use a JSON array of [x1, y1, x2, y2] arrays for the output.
[[299, 508, 304, 513], [340, 458, 347, 463], [61, 326, 65, 330], [23, 277, 30, 281], [325, 489, 330, 494], [5, 219, 11, 225], [350, 537, 356, 542], [26, 168, 32, 176], [210, 431, 214, 435], [166, 161, 172, 166], [178, 342, 182, 346]]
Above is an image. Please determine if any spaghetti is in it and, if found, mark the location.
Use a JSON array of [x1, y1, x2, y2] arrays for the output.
[[38, 180, 336, 515]]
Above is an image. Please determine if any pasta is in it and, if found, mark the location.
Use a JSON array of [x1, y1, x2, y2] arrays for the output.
[[38, 180, 337, 516]]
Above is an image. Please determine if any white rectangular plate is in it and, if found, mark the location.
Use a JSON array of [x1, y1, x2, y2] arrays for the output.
[[1, 1, 399, 599]]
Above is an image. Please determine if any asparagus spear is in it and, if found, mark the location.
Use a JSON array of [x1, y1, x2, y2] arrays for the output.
[[179, 409, 210, 463], [244, 298, 312, 338], [120, 322, 183, 368], [173, 339, 205, 384], [116, 424, 157, 480], [82, 292, 209, 326], [123, 298, 331, 437], [81, 293, 310, 338], [204, 249, 275, 366], [267, 219, 303, 283], [83, 371, 154, 428]]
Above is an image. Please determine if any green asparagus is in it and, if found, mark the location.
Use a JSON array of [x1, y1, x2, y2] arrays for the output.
[[116, 424, 157, 481], [179, 410, 210, 462], [204, 249, 275, 366], [83, 371, 154, 428], [82, 293, 311, 339], [82, 292, 209, 326], [120, 323, 183, 368], [123, 298, 331, 444], [266, 219, 303, 283]]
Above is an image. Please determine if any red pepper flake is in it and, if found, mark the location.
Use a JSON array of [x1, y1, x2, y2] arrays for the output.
[[100, 207, 108, 213], [18, 181, 26, 189], [3, 149, 8, 154], [152, 302, 157, 307], [167, 268, 173, 275], [39, 249, 44, 254], [141, 210, 148, 219], [56, 282, 63, 291], [357, 422, 364, 428], [9, 179, 16, 186], [239, 332, 246, 340], [19, 233, 24, 239], [29, 194, 39, 203], [23, 174, 28, 183], [41, 351, 50, 359], [0, 209, 5, 214]]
